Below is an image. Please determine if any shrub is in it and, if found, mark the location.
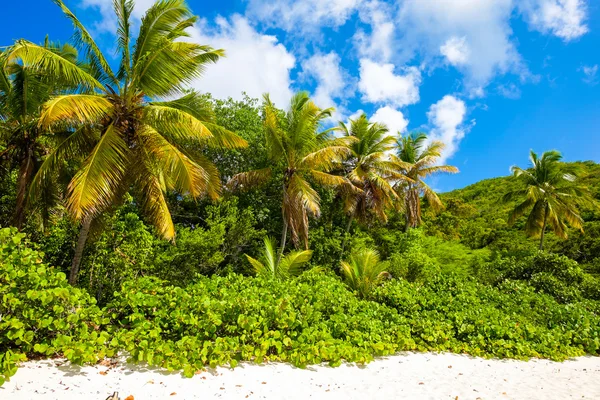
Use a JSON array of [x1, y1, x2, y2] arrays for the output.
[[0, 228, 112, 385], [372, 275, 600, 360], [106, 271, 413, 374], [387, 252, 439, 282], [340, 248, 390, 298], [245, 236, 312, 279]]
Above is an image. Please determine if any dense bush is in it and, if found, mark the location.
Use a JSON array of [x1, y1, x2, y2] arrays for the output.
[[373, 275, 600, 360], [106, 271, 413, 374], [2, 228, 600, 387], [475, 251, 599, 303], [0, 228, 113, 385]]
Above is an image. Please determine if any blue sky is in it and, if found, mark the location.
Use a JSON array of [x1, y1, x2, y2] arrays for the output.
[[1, 0, 599, 191]]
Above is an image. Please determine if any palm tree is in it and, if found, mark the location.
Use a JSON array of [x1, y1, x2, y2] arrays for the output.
[[394, 133, 458, 229], [503, 150, 594, 250], [245, 236, 312, 280], [7, 0, 246, 284], [339, 113, 407, 226], [340, 247, 390, 299], [0, 39, 79, 229], [229, 92, 351, 253]]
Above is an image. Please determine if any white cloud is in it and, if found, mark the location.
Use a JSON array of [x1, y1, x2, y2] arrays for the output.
[[358, 59, 421, 107], [354, 1, 395, 63], [396, 0, 526, 93], [427, 95, 469, 163], [440, 36, 471, 66], [301, 52, 348, 117], [371, 106, 409, 135], [79, 0, 155, 32], [189, 16, 295, 106], [245, 0, 361, 33], [579, 64, 598, 85], [519, 0, 588, 41], [497, 82, 522, 99]]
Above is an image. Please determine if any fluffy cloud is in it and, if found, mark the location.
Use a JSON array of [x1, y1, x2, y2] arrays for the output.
[[358, 59, 421, 107], [519, 0, 588, 41], [189, 16, 295, 106], [301, 52, 348, 117], [245, 0, 361, 33], [579, 64, 598, 85], [427, 95, 469, 163], [371, 106, 409, 135], [354, 1, 395, 63], [440, 36, 471, 66], [396, 0, 525, 92]]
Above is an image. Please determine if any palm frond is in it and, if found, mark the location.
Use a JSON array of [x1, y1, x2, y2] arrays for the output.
[[227, 168, 272, 191], [39, 94, 113, 127], [66, 124, 129, 220], [52, 0, 116, 83], [6, 40, 104, 90]]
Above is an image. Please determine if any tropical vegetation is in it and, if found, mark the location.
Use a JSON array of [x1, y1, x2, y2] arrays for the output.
[[1, 0, 600, 388]]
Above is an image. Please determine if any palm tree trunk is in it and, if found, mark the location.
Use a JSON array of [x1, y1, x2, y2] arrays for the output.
[[539, 203, 549, 251], [69, 215, 92, 285], [278, 220, 288, 264], [340, 215, 354, 256], [12, 150, 34, 230]]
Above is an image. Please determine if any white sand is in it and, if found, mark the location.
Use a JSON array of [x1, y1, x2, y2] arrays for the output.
[[2, 352, 599, 400]]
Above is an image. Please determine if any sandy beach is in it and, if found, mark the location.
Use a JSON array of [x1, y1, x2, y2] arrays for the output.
[[2, 352, 599, 400]]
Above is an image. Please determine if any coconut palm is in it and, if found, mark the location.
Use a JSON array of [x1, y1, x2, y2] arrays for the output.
[[340, 247, 390, 299], [503, 150, 594, 250], [7, 0, 246, 284], [339, 114, 408, 226], [394, 133, 458, 229], [245, 236, 312, 280], [228, 92, 352, 252], [0, 39, 80, 229]]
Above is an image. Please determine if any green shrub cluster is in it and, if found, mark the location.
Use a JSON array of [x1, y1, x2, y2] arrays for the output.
[[373, 275, 600, 360], [106, 271, 413, 375], [475, 251, 600, 304], [2, 227, 600, 387], [0, 228, 113, 385]]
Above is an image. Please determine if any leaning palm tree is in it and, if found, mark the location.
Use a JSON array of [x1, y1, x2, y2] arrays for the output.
[[7, 0, 246, 284], [340, 247, 390, 299], [503, 150, 594, 250], [245, 236, 312, 280], [229, 92, 352, 252], [394, 133, 458, 229], [0, 39, 79, 229]]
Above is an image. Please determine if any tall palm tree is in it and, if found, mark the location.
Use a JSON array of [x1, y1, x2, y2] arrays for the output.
[[7, 0, 246, 284], [339, 114, 407, 226], [245, 236, 312, 280], [229, 92, 352, 253], [394, 133, 458, 229], [504, 150, 594, 250], [0, 39, 79, 229]]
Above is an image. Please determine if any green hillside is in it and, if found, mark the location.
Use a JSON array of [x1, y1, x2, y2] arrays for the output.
[[422, 161, 600, 269]]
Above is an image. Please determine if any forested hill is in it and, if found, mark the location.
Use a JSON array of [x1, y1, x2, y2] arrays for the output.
[[422, 160, 600, 266]]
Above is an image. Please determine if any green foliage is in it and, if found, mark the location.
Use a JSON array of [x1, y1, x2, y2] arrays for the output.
[[340, 248, 390, 298], [106, 271, 412, 373], [0, 227, 112, 385], [153, 197, 264, 282], [245, 236, 312, 280], [2, 233, 600, 387], [373, 275, 600, 360]]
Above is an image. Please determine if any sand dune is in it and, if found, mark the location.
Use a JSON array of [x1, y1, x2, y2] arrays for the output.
[[2, 352, 599, 399]]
